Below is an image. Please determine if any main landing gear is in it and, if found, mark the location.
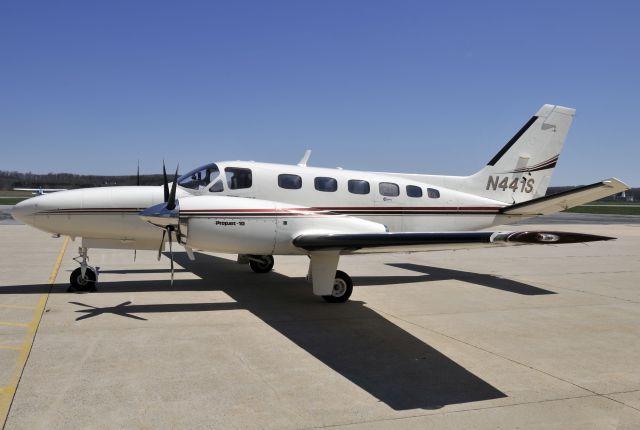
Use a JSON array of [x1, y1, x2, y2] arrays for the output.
[[68, 247, 98, 293], [243, 254, 354, 303], [322, 270, 353, 303], [248, 255, 275, 273]]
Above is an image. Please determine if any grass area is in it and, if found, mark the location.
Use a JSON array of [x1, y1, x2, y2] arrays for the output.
[[0, 190, 34, 197], [0, 197, 27, 205], [565, 205, 640, 215], [0, 190, 33, 206], [583, 200, 639, 206]]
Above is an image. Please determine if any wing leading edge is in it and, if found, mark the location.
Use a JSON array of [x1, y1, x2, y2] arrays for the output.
[[293, 231, 614, 253]]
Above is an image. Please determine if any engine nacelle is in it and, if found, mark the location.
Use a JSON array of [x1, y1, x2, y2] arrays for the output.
[[177, 196, 386, 255]]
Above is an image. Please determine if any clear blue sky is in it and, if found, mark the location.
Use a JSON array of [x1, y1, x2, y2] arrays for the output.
[[1, 0, 638, 185]]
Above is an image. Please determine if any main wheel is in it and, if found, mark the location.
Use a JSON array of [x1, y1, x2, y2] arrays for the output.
[[69, 267, 97, 292], [249, 255, 274, 273], [322, 270, 353, 303]]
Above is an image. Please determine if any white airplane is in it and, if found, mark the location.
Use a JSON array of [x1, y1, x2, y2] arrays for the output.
[[13, 187, 67, 195], [11, 105, 629, 302]]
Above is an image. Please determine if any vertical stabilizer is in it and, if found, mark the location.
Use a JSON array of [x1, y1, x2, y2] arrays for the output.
[[466, 104, 575, 204]]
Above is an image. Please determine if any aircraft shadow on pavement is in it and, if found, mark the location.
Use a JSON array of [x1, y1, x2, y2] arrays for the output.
[[0, 253, 518, 410], [81, 253, 508, 409], [376, 263, 556, 295]]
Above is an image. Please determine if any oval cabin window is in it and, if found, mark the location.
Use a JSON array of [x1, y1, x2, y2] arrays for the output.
[[348, 180, 370, 195], [278, 174, 302, 190], [314, 177, 337, 192], [406, 185, 423, 198]]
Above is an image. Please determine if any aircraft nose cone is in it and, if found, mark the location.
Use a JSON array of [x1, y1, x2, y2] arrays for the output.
[[11, 198, 37, 225]]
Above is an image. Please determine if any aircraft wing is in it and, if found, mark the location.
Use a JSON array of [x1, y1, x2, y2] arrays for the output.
[[293, 230, 614, 254], [500, 178, 629, 216]]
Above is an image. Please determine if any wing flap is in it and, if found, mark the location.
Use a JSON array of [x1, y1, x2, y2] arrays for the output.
[[293, 231, 614, 253], [500, 178, 629, 216]]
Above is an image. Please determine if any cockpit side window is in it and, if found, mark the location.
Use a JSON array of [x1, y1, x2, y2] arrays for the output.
[[177, 163, 220, 190], [209, 179, 224, 192], [225, 167, 252, 189]]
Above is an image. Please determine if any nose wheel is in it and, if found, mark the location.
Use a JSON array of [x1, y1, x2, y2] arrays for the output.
[[69, 267, 97, 292], [68, 246, 98, 292]]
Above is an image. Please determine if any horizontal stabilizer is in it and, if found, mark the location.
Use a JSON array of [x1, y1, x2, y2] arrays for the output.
[[293, 230, 613, 254], [500, 178, 629, 216]]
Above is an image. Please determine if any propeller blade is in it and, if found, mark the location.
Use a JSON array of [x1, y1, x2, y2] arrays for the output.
[[136, 160, 140, 186], [168, 227, 174, 286], [157, 229, 166, 261], [162, 161, 169, 202], [167, 164, 179, 210]]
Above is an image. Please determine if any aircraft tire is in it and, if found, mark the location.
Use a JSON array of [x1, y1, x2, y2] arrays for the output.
[[69, 267, 97, 292], [249, 255, 274, 273], [322, 270, 353, 303]]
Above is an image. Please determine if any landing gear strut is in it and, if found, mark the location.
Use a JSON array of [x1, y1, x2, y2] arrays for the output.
[[68, 247, 98, 292], [249, 255, 274, 273]]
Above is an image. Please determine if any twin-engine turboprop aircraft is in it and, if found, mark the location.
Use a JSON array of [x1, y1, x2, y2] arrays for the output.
[[12, 105, 629, 302]]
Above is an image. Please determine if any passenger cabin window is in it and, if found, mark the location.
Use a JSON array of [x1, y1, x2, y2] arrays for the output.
[[177, 163, 219, 190], [427, 188, 441, 199], [278, 174, 302, 189], [314, 177, 337, 192], [379, 182, 400, 197], [348, 179, 370, 195], [225, 167, 252, 189], [406, 185, 423, 198]]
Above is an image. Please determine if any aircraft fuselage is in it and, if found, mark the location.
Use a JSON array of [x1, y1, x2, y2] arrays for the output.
[[12, 161, 513, 254]]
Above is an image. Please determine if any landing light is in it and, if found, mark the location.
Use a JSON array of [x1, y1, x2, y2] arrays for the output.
[[537, 233, 560, 242]]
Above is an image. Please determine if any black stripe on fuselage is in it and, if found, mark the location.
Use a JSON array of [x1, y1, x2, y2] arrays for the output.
[[487, 116, 538, 166], [36, 206, 503, 217]]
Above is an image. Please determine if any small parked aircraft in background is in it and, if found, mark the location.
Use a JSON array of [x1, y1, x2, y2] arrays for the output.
[[12, 105, 629, 302], [14, 187, 67, 196]]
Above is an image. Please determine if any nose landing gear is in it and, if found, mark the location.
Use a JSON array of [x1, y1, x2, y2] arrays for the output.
[[68, 247, 98, 293]]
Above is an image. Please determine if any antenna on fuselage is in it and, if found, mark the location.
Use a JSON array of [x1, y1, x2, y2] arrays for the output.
[[297, 149, 312, 167]]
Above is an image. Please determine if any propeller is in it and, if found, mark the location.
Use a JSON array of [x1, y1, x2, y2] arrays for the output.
[[167, 163, 179, 210], [163, 161, 170, 202], [140, 161, 181, 286]]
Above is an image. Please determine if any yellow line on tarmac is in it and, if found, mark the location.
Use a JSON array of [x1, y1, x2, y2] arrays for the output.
[[0, 236, 69, 430]]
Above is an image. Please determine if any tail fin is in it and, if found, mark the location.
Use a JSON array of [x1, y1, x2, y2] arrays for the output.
[[466, 104, 575, 204]]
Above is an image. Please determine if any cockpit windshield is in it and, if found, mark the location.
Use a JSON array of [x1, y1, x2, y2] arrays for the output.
[[177, 163, 220, 190]]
